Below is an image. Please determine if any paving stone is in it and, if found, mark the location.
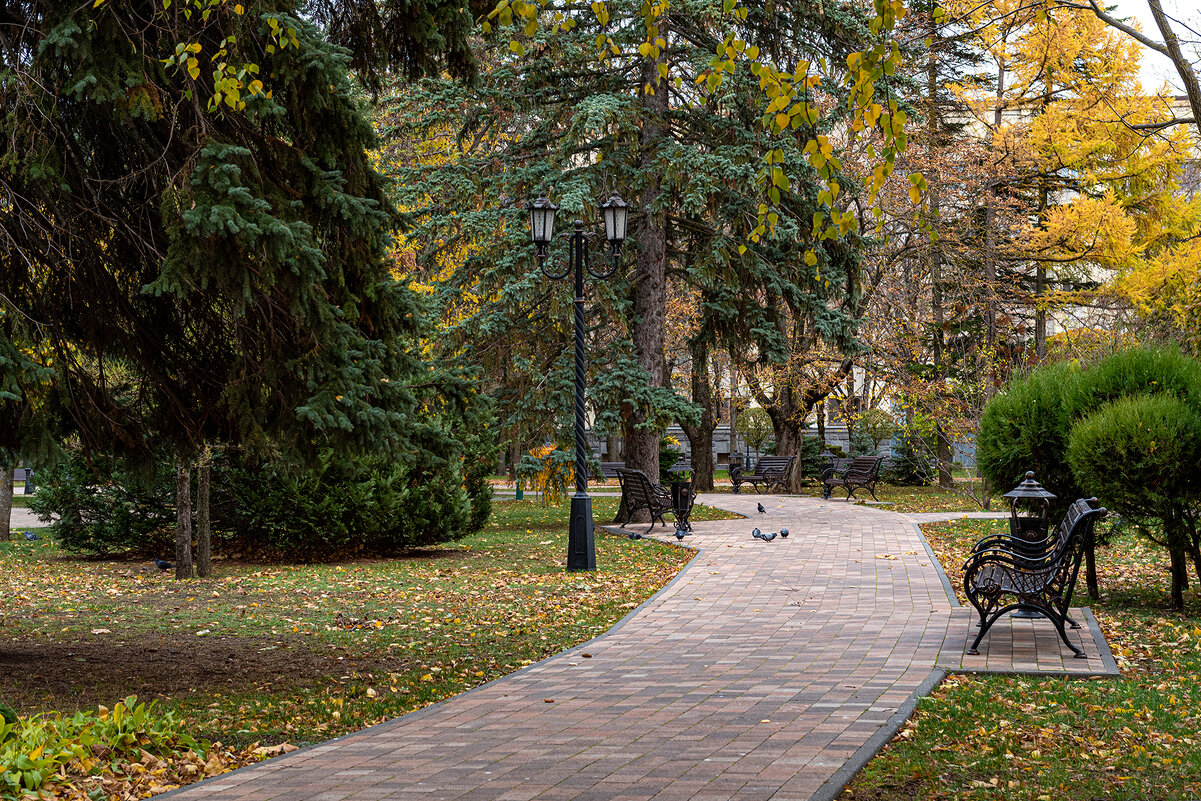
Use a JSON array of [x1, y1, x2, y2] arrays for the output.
[[162, 494, 1117, 801]]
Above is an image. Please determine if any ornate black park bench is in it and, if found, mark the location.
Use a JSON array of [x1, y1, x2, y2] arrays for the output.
[[615, 468, 680, 535], [963, 497, 1107, 658], [821, 455, 884, 501], [730, 455, 795, 493]]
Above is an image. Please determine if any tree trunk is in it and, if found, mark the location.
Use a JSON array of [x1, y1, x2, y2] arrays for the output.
[[509, 440, 522, 481], [175, 461, 193, 580], [1188, 537, 1201, 588], [1034, 81, 1051, 363], [728, 350, 739, 463], [618, 46, 670, 522], [679, 340, 716, 492], [816, 401, 825, 444], [936, 429, 954, 488], [197, 458, 211, 578], [605, 436, 620, 462], [1169, 547, 1186, 610], [0, 465, 13, 542]]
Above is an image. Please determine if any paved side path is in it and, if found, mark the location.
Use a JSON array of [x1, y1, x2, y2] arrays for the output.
[[7, 507, 44, 529], [164, 494, 1108, 801]]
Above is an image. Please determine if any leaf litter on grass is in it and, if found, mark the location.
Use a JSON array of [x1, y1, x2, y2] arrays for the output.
[[0, 497, 699, 795], [843, 516, 1201, 800]]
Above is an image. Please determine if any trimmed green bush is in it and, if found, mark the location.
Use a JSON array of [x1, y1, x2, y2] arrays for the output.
[[1069, 345, 1201, 412], [977, 360, 1084, 514], [1067, 394, 1201, 609], [979, 346, 1201, 608]]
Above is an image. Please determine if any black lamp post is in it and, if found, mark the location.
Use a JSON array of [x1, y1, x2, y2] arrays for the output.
[[527, 189, 630, 571]]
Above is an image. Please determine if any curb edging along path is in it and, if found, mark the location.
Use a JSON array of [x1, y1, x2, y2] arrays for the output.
[[163, 494, 1115, 801]]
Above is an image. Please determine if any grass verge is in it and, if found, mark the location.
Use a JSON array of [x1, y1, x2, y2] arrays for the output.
[[788, 482, 986, 513], [0, 497, 720, 758], [843, 517, 1201, 800]]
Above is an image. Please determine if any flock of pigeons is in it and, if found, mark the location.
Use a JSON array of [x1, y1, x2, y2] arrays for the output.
[[751, 502, 789, 541], [626, 500, 792, 543]]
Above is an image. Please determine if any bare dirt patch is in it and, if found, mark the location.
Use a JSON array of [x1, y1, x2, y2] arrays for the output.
[[0, 632, 385, 714]]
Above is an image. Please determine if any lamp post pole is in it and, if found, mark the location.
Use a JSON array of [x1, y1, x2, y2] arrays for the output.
[[567, 220, 593, 571], [528, 191, 629, 571]]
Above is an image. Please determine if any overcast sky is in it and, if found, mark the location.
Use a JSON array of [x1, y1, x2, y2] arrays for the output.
[[1110, 0, 1199, 94]]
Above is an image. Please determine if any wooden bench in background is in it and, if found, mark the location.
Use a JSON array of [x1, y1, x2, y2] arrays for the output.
[[615, 468, 676, 535], [821, 455, 884, 501], [730, 455, 795, 493]]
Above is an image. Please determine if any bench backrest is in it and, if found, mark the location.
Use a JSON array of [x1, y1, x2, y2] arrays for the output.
[[750, 455, 795, 474], [844, 455, 883, 477], [1041, 498, 1107, 609], [615, 468, 662, 506]]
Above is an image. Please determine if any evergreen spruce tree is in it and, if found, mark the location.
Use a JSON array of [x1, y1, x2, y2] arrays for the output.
[[385, 0, 880, 500], [0, 0, 489, 568]]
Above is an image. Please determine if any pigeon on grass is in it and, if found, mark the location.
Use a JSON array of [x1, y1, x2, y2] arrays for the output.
[[23, 532, 42, 541], [154, 558, 175, 571]]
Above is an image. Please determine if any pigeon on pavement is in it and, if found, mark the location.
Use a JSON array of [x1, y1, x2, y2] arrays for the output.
[[757, 503, 766, 514], [751, 528, 762, 539], [154, 558, 175, 571], [760, 531, 777, 541], [780, 528, 789, 538]]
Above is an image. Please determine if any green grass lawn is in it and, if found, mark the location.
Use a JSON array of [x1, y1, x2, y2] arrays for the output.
[[784, 481, 985, 513], [843, 518, 1201, 800], [0, 497, 731, 749]]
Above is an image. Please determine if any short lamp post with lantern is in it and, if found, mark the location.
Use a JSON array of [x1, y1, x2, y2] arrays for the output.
[[1001, 471, 1057, 617], [526, 190, 631, 571]]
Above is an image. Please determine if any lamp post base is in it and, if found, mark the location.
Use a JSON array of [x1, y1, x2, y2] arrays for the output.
[[567, 493, 596, 571]]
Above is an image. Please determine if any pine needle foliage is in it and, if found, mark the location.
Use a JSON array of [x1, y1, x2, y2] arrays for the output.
[[0, 0, 482, 469], [382, 0, 872, 451]]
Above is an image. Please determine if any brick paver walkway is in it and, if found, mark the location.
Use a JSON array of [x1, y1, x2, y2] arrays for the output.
[[163, 494, 1115, 801]]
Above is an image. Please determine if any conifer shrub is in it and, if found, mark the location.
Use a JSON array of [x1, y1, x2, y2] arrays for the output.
[[29, 455, 176, 555], [1069, 345, 1201, 411], [976, 360, 1084, 513], [978, 347, 1201, 607], [1067, 394, 1201, 609], [33, 442, 494, 558]]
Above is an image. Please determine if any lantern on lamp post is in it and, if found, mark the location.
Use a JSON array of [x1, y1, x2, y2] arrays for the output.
[[1001, 471, 1057, 618], [526, 190, 630, 571], [1002, 471, 1056, 542]]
